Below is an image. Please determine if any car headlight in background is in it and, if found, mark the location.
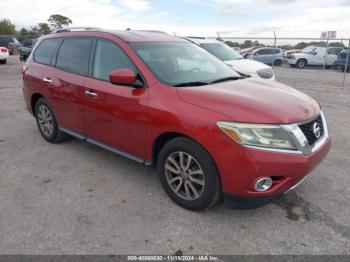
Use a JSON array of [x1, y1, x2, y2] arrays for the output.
[[217, 122, 297, 150], [257, 68, 274, 79]]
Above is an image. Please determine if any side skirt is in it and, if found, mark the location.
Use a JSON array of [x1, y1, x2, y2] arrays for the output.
[[59, 127, 152, 166]]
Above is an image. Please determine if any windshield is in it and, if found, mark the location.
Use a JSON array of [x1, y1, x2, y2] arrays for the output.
[[302, 46, 316, 54], [200, 42, 242, 61], [130, 42, 241, 86]]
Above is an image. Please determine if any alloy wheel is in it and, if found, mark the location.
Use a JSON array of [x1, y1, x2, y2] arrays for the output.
[[37, 105, 54, 137], [164, 151, 205, 201]]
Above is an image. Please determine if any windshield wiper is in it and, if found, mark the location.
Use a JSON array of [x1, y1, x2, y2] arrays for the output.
[[210, 76, 244, 84], [173, 81, 209, 87]]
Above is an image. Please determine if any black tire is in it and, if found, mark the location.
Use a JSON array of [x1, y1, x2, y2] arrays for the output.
[[0, 59, 6, 64], [34, 98, 68, 143], [289, 64, 296, 68], [296, 59, 307, 69], [274, 59, 282, 66], [157, 137, 221, 211]]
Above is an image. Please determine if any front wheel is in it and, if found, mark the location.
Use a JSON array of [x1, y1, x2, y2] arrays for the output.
[[296, 59, 307, 69], [157, 137, 221, 211]]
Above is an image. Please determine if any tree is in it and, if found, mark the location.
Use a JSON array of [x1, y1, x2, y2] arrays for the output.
[[48, 14, 72, 29], [20, 27, 29, 36], [241, 40, 252, 48], [0, 19, 16, 35], [225, 41, 240, 47], [29, 26, 40, 35], [38, 23, 51, 35]]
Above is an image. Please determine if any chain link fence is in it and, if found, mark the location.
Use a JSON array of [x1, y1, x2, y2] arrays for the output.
[[212, 35, 350, 86]]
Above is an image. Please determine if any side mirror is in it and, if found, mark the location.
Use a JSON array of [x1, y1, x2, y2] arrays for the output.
[[109, 68, 140, 87]]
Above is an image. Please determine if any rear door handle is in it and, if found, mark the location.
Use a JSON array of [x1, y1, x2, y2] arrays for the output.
[[42, 77, 53, 83], [85, 90, 98, 97]]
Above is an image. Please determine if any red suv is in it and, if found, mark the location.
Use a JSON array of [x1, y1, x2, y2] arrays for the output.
[[22, 29, 331, 210]]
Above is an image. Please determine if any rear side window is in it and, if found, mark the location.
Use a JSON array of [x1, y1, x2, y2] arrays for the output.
[[93, 39, 136, 81], [56, 38, 92, 76], [33, 38, 61, 65]]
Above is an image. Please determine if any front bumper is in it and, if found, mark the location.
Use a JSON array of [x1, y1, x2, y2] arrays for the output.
[[286, 59, 297, 65], [211, 112, 331, 206]]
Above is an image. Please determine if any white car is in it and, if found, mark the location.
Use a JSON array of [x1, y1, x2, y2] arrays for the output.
[[185, 37, 275, 80], [0, 47, 9, 64], [287, 46, 343, 68]]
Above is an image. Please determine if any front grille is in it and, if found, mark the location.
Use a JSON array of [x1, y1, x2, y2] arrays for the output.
[[299, 115, 324, 147]]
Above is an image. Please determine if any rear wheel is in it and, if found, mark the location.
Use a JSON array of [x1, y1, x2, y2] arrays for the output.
[[274, 59, 282, 66], [35, 98, 68, 143], [296, 59, 307, 69], [157, 137, 221, 211], [0, 59, 6, 64]]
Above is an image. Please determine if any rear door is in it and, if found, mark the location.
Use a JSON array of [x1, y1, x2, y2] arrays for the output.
[[326, 48, 341, 65], [46, 37, 93, 134], [309, 47, 325, 65], [24, 38, 62, 113], [82, 38, 148, 158]]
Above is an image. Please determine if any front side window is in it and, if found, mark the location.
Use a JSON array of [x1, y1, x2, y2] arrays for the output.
[[33, 38, 61, 65], [93, 40, 136, 81], [200, 43, 242, 61], [131, 42, 240, 86], [56, 38, 92, 75], [302, 47, 316, 54]]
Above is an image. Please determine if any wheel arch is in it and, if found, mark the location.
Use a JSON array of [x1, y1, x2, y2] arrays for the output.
[[31, 93, 44, 114]]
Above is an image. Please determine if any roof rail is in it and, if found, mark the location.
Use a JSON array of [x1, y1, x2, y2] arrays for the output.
[[52, 27, 103, 33], [131, 30, 168, 35], [186, 36, 206, 39]]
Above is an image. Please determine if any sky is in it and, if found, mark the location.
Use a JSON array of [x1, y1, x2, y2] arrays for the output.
[[1, 0, 350, 41]]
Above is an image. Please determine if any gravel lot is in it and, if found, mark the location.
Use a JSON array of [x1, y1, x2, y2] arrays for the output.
[[0, 56, 349, 255]]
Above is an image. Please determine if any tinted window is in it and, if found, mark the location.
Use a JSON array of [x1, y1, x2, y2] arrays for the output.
[[56, 38, 91, 75], [257, 49, 269, 55], [93, 40, 136, 81], [328, 48, 341, 55], [34, 38, 61, 65], [274, 49, 281, 54]]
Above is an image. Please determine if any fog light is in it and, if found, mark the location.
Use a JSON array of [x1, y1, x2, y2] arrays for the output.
[[254, 177, 273, 192]]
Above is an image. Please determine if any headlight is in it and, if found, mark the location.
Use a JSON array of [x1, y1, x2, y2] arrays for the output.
[[217, 122, 297, 150], [257, 68, 274, 79]]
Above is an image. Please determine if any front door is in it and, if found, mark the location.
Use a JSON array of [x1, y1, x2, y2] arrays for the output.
[[83, 39, 148, 158]]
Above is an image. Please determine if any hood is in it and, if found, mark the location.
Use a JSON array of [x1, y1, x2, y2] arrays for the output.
[[224, 59, 270, 75], [177, 78, 320, 124]]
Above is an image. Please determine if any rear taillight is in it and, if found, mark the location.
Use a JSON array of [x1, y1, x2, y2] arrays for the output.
[[0, 48, 7, 53], [21, 64, 29, 75]]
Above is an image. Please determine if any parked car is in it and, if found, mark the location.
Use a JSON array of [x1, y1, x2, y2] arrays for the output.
[[22, 28, 330, 210], [332, 50, 350, 72], [247, 47, 284, 66], [0, 35, 20, 55], [185, 37, 275, 80], [19, 38, 37, 61], [287, 46, 343, 69], [240, 46, 263, 58], [0, 46, 9, 64], [283, 49, 301, 58]]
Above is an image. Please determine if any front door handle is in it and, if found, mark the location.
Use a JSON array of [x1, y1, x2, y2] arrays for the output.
[[42, 77, 53, 83], [85, 90, 98, 97]]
